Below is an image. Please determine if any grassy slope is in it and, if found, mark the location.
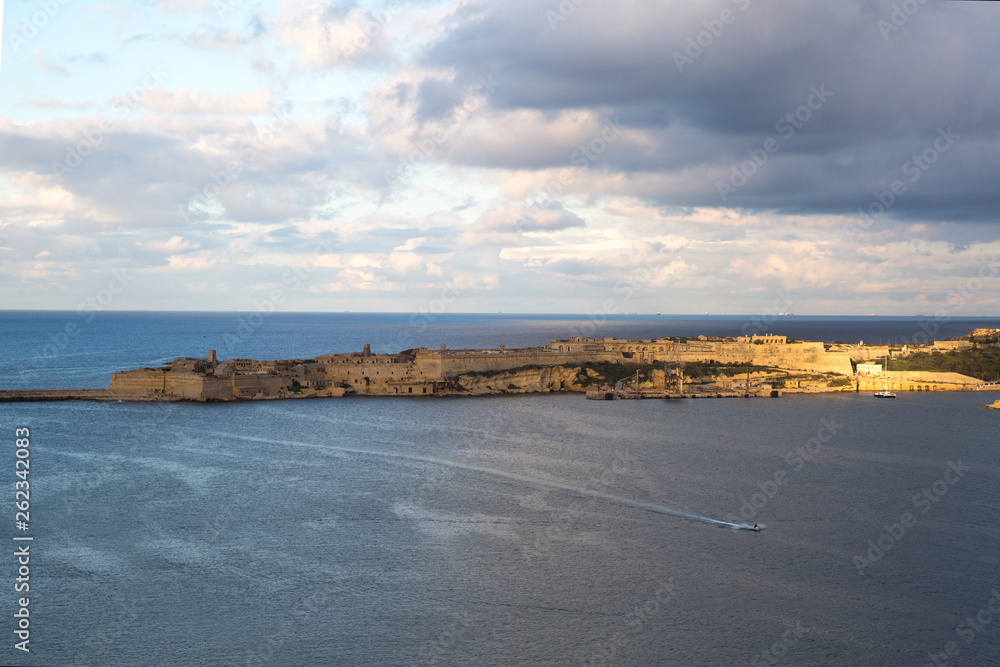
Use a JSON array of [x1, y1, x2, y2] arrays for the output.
[[890, 346, 1000, 381]]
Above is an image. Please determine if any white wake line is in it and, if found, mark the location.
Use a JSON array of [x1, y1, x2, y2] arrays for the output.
[[200, 430, 761, 531]]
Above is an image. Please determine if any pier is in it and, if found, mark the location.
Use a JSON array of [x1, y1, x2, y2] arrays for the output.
[[0, 389, 177, 402], [586, 390, 781, 400]]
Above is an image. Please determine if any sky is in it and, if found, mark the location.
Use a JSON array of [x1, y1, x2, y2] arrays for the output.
[[0, 0, 998, 315]]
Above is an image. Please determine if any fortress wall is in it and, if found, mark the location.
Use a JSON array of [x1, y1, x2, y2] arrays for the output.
[[202, 376, 235, 399], [412, 351, 444, 377], [165, 372, 213, 400], [551, 339, 853, 375], [893, 370, 979, 385], [231, 374, 289, 398], [859, 370, 980, 391], [749, 345, 853, 374], [934, 341, 973, 351], [639, 342, 852, 375], [258, 376, 291, 396], [412, 343, 853, 378], [849, 346, 889, 362], [110, 369, 167, 395], [110, 369, 234, 400], [297, 363, 331, 383], [435, 350, 617, 376], [321, 361, 421, 387]]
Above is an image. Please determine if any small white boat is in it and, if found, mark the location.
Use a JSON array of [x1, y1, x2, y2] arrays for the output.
[[875, 358, 895, 398]]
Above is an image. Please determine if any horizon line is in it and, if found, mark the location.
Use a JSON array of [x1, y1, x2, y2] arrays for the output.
[[1, 309, 998, 319]]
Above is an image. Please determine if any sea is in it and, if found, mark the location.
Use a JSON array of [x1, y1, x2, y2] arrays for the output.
[[0, 312, 998, 666]]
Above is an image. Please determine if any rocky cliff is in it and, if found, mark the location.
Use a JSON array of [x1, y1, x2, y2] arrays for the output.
[[453, 366, 596, 394]]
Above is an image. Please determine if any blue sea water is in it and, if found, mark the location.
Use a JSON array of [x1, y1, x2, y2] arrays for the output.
[[0, 312, 999, 666], [1, 311, 997, 390]]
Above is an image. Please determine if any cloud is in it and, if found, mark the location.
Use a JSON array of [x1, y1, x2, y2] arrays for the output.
[[462, 202, 586, 246], [28, 99, 96, 110], [274, 0, 395, 68], [31, 49, 68, 76], [142, 89, 277, 115], [138, 235, 200, 254], [0, 111, 381, 231], [421, 0, 1000, 221], [186, 29, 254, 51], [2, 0, 999, 314]]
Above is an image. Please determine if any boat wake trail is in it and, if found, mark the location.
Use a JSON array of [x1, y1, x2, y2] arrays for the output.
[[202, 430, 759, 530]]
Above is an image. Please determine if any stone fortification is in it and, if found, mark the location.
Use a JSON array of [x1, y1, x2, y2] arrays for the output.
[[933, 340, 974, 352], [110, 368, 244, 400], [99, 333, 856, 401], [552, 334, 853, 375], [857, 370, 980, 392], [18, 330, 978, 403], [454, 366, 591, 395], [109, 350, 298, 401]]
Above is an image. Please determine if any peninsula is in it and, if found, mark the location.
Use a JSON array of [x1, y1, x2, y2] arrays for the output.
[[2, 331, 996, 403]]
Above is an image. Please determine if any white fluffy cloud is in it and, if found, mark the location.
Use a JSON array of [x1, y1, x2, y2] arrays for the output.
[[0, 0, 998, 314]]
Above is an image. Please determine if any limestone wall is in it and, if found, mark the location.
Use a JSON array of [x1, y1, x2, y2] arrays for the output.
[[453, 365, 589, 394], [659, 342, 852, 375], [858, 370, 980, 391], [201, 376, 235, 400], [231, 374, 290, 398], [435, 349, 607, 376], [849, 346, 890, 362], [110, 369, 168, 395], [550, 338, 853, 375], [163, 372, 210, 400], [322, 359, 423, 390], [110, 368, 236, 400], [934, 340, 974, 352]]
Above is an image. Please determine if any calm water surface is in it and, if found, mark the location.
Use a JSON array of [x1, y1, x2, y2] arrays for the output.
[[0, 313, 998, 665]]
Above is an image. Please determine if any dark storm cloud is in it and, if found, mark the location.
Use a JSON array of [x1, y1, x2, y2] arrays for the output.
[[422, 0, 1000, 221]]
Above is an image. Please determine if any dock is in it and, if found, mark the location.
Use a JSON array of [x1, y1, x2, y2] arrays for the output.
[[587, 390, 781, 401], [0, 389, 180, 402]]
